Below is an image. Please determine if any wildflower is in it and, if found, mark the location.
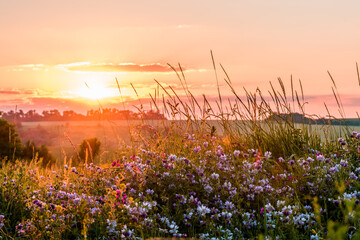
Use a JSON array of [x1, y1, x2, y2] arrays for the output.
[[225, 201, 235, 210], [146, 189, 154, 195], [260, 207, 264, 214], [289, 160, 296, 166], [168, 154, 177, 161], [310, 234, 320, 240], [316, 154, 324, 161], [304, 205, 312, 211], [293, 213, 310, 226], [64, 164, 69, 169], [121, 225, 133, 238], [197, 204, 211, 216], [254, 186, 263, 194], [193, 146, 201, 153], [253, 160, 262, 169], [233, 150, 241, 158], [281, 206, 292, 216], [265, 203, 275, 212], [320, 208, 326, 215], [0, 215, 4, 228], [340, 159, 348, 167], [350, 172, 358, 180], [204, 185, 213, 193], [106, 219, 119, 235], [210, 173, 219, 180], [73, 198, 81, 205], [264, 151, 272, 158], [306, 157, 314, 163], [329, 166, 338, 174]]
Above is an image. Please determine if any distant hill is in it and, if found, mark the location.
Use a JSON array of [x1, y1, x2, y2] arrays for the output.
[[267, 113, 360, 126]]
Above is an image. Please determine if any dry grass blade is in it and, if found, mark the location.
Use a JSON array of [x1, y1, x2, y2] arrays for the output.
[[356, 62, 360, 86], [115, 77, 127, 111], [331, 87, 341, 111], [299, 79, 304, 104], [85, 140, 94, 163], [327, 70, 337, 88], [220, 63, 232, 84], [149, 93, 160, 113], [210, 50, 223, 113], [168, 63, 190, 99], [130, 82, 143, 110], [327, 71, 346, 117], [278, 77, 286, 99], [64, 133, 81, 161], [290, 75, 295, 112], [324, 102, 331, 118], [84, 81, 104, 111]]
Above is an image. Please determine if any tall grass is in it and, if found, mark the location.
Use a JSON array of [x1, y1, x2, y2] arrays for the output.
[[143, 54, 359, 159]]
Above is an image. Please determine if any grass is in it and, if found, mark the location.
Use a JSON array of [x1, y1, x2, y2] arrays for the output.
[[1, 58, 360, 239]]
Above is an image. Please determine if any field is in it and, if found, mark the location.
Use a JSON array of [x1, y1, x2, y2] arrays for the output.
[[1, 75, 360, 239], [16, 120, 360, 167]]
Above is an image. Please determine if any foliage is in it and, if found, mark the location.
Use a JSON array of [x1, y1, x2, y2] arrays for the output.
[[0, 119, 22, 161], [78, 137, 101, 163], [22, 140, 56, 167], [0, 108, 166, 122]]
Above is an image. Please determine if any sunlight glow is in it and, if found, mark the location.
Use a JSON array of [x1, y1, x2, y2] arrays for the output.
[[77, 81, 116, 100]]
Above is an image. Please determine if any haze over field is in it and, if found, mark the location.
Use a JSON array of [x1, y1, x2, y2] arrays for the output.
[[0, 0, 359, 116]]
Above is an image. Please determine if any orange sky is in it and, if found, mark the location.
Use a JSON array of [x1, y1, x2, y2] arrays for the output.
[[0, 0, 359, 117]]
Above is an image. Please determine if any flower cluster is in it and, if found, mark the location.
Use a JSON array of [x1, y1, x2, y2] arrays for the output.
[[0, 131, 359, 239]]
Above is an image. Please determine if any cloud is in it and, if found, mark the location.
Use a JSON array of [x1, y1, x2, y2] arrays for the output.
[[0, 90, 21, 95], [5, 64, 47, 72], [6, 62, 203, 73], [0, 89, 40, 95], [60, 63, 185, 73]]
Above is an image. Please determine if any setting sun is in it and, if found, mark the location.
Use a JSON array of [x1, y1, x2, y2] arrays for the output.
[[77, 81, 117, 100]]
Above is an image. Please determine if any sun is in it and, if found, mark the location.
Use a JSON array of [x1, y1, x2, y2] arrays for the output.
[[77, 81, 116, 100]]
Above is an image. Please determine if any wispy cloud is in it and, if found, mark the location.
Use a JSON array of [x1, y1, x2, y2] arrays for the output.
[[4, 62, 196, 73], [5, 64, 48, 72], [0, 90, 21, 95], [0, 89, 42, 95], [59, 62, 185, 73]]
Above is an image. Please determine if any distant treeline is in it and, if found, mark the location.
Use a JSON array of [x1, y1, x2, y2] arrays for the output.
[[0, 108, 166, 122], [268, 113, 360, 126]]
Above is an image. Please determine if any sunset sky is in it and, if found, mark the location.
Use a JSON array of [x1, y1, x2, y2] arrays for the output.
[[1, 0, 359, 117]]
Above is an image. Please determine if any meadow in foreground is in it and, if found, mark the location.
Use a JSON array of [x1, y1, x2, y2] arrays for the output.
[[1, 62, 360, 239], [0, 129, 360, 239]]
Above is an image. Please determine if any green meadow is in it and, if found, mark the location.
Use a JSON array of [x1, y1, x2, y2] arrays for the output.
[[1, 65, 360, 239]]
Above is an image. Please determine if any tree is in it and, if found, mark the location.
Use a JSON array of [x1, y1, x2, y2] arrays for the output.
[[22, 140, 55, 167], [0, 119, 22, 161], [78, 138, 101, 163]]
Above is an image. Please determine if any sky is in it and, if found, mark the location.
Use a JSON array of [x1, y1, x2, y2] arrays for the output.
[[0, 0, 359, 117]]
